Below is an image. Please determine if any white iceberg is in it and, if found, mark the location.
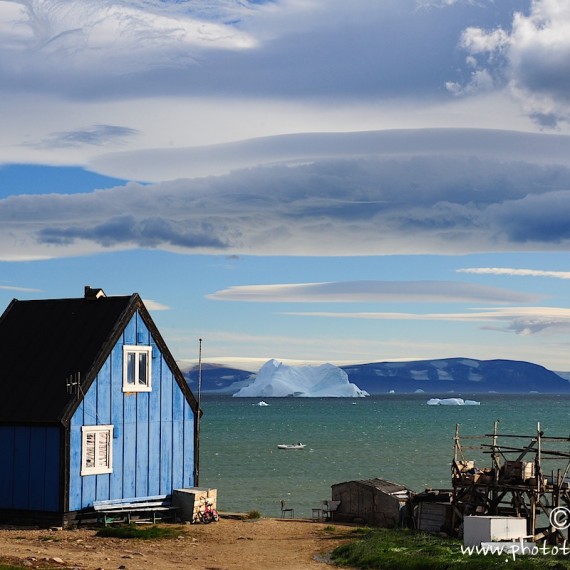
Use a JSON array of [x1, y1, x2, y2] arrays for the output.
[[427, 398, 480, 406], [233, 359, 369, 398]]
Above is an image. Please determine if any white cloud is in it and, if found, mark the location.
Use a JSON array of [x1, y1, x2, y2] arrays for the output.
[[5, 129, 570, 260], [0, 2, 31, 45], [0, 0, 258, 68], [446, 68, 495, 96], [88, 128, 570, 181], [0, 93, 534, 169], [142, 298, 170, 311], [282, 307, 570, 336], [0, 0, 397, 100], [0, 2, 550, 169], [460, 26, 510, 55], [458, 267, 570, 279], [0, 283, 42, 292], [454, 0, 570, 127], [207, 280, 539, 304]]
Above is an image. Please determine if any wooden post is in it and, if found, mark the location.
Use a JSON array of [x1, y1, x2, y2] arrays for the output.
[[454, 423, 459, 464]]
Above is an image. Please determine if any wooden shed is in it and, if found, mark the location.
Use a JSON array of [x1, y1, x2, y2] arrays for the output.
[[413, 489, 453, 534], [331, 478, 414, 527], [0, 287, 200, 526]]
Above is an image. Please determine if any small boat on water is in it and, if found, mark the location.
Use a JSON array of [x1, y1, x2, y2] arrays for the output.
[[277, 443, 306, 450]]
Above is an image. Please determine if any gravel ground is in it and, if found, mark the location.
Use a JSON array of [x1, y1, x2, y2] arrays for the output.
[[0, 517, 355, 570]]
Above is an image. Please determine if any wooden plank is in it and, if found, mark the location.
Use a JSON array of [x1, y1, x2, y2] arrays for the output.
[[515, 440, 537, 462], [95, 502, 172, 512], [148, 355, 161, 496], [81, 386, 97, 508], [43, 427, 61, 512], [160, 366, 173, 495], [136, 312, 150, 345], [122, 313, 138, 499], [110, 343, 124, 499], [0, 426, 15, 508], [183, 403, 195, 488], [123, 392, 137, 498], [68, 408, 83, 511], [13, 426, 31, 509], [28, 427, 47, 510], [136, 391, 150, 497], [94, 494, 168, 507], [96, 362, 112, 502], [97, 358, 112, 425], [172, 382, 184, 490], [481, 444, 570, 458], [123, 313, 136, 346]]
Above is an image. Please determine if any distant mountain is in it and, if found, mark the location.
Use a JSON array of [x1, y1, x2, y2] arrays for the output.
[[340, 358, 570, 394], [181, 358, 570, 395], [183, 363, 255, 394]]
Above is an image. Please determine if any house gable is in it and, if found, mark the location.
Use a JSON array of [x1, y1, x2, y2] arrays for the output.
[[0, 291, 199, 519], [68, 307, 197, 511]]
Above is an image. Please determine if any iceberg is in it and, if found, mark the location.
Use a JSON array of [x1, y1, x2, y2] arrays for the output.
[[233, 359, 369, 398], [427, 398, 480, 406]]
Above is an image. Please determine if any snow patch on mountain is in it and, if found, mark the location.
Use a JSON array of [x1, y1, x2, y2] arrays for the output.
[[233, 359, 369, 398]]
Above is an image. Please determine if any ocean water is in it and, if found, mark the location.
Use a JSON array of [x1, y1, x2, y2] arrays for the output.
[[199, 394, 570, 519]]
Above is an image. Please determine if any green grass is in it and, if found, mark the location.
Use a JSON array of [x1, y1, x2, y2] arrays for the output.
[[245, 510, 261, 519], [37, 535, 61, 542], [331, 528, 570, 569], [95, 524, 183, 540], [0, 565, 34, 570]]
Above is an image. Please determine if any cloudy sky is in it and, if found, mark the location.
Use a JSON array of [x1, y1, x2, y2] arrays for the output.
[[3, 0, 570, 371]]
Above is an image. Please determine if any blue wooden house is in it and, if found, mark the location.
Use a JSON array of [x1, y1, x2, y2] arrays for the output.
[[0, 287, 200, 526]]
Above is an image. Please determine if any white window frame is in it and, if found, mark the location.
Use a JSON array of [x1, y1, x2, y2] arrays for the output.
[[81, 425, 113, 476], [123, 345, 152, 392]]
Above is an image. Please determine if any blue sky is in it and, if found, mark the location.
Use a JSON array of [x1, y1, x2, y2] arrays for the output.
[[3, 0, 570, 371]]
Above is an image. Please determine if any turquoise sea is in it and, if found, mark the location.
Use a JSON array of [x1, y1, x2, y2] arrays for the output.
[[199, 394, 570, 519]]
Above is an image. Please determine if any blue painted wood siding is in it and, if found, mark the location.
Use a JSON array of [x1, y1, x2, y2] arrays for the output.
[[0, 426, 60, 511], [69, 311, 195, 511]]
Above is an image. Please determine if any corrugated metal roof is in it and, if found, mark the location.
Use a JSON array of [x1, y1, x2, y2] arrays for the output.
[[360, 478, 411, 494], [339, 478, 412, 495], [0, 295, 134, 424]]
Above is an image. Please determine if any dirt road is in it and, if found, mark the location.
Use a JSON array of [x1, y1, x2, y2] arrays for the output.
[[0, 517, 355, 569]]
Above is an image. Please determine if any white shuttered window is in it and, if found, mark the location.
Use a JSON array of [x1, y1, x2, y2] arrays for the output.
[[81, 425, 113, 476]]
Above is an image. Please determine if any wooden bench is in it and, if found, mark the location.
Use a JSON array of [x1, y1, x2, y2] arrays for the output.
[[92, 495, 180, 526]]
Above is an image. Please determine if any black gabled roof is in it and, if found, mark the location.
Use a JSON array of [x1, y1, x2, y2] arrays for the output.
[[0, 293, 198, 425]]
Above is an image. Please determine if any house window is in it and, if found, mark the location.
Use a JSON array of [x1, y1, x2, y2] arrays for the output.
[[123, 345, 152, 392], [81, 425, 113, 476]]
